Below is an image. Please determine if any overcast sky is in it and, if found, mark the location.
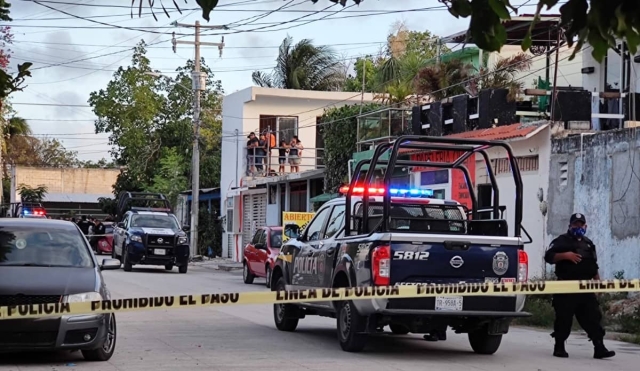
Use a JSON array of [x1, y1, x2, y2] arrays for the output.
[[5, 0, 543, 161]]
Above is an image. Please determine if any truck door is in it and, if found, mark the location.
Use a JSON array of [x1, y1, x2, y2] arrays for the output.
[[288, 206, 331, 288], [314, 203, 345, 288]]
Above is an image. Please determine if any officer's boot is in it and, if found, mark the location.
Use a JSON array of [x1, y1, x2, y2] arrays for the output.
[[553, 340, 569, 358], [593, 339, 616, 359]]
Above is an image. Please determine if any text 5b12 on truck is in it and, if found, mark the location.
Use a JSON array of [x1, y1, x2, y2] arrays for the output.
[[270, 136, 533, 354]]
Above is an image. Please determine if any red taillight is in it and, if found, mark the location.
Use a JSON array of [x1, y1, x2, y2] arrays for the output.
[[518, 250, 528, 282], [339, 186, 385, 195], [372, 245, 390, 286]]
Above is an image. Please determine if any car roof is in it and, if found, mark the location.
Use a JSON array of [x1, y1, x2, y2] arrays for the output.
[[266, 226, 283, 230], [129, 210, 172, 216], [0, 218, 81, 231]]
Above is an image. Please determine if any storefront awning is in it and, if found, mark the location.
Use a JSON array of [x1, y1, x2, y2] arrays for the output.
[[309, 193, 339, 203]]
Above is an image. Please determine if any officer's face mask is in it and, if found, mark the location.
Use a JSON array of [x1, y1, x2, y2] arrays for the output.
[[569, 225, 587, 237]]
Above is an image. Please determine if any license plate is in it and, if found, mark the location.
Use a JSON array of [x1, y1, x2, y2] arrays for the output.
[[435, 296, 463, 311], [154, 249, 166, 255]]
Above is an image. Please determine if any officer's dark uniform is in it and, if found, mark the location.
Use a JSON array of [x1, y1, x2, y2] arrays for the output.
[[544, 213, 615, 359]]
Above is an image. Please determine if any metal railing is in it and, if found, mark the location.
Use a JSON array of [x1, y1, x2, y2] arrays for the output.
[[244, 147, 325, 178]]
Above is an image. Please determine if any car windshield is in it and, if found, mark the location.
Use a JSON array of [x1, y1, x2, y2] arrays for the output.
[[0, 226, 94, 268], [271, 231, 283, 248], [131, 215, 178, 229]]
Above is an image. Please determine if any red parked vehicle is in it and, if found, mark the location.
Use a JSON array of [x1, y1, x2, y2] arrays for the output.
[[94, 222, 114, 255], [243, 226, 283, 288]]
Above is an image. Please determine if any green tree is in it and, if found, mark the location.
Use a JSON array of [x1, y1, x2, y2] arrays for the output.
[[251, 36, 344, 91], [414, 59, 476, 101], [0, 2, 31, 113], [135, 0, 639, 63], [18, 184, 47, 203], [88, 40, 223, 199], [343, 57, 378, 92], [146, 147, 188, 208], [471, 52, 533, 100], [78, 158, 115, 168], [98, 196, 117, 218], [321, 103, 382, 193]]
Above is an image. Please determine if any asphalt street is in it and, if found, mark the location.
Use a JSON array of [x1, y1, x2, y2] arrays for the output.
[[2, 264, 639, 371]]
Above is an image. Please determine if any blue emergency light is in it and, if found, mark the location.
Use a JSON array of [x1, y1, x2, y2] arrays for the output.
[[339, 186, 434, 197], [389, 188, 434, 197]]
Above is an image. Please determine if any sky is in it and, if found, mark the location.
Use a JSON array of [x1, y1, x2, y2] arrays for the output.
[[4, 0, 545, 162]]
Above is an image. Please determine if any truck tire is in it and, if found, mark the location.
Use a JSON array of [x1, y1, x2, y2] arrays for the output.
[[178, 265, 188, 274], [273, 277, 299, 332], [165, 264, 174, 271], [337, 301, 368, 352], [389, 324, 410, 335], [123, 246, 132, 272], [468, 330, 502, 355], [265, 266, 272, 288], [243, 262, 255, 284]]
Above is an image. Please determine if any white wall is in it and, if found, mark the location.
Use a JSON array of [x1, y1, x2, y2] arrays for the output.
[[488, 45, 583, 89], [475, 128, 551, 279], [220, 87, 375, 259]]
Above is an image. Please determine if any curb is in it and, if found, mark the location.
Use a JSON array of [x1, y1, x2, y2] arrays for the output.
[[218, 263, 243, 271]]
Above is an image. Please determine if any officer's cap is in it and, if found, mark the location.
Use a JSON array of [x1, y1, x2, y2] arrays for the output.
[[570, 213, 586, 224]]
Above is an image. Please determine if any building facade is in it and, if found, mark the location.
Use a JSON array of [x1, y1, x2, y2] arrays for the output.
[[9, 166, 120, 218], [220, 87, 374, 261]]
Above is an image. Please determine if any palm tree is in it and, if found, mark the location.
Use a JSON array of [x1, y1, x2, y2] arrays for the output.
[[251, 36, 344, 91], [414, 59, 476, 101], [471, 53, 533, 101], [6, 116, 32, 136]]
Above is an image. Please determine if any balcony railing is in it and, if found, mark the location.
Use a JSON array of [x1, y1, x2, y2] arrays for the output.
[[357, 108, 413, 152], [243, 147, 325, 179]]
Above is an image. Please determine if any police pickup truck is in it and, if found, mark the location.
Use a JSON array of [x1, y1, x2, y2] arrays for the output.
[[112, 192, 190, 273], [270, 136, 532, 354]]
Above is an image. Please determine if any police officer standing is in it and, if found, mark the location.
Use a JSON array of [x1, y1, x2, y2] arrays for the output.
[[545, 213, 615, 359]]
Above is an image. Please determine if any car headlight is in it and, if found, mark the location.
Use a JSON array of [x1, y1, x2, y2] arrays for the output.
[[178, 236, 188, 244], [130, 235, 143, 243], [63, 292, 103, 303]]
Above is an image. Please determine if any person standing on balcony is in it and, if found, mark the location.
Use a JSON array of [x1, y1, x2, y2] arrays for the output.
[[255, 133, 267, 175], [278, 139, 289, 174], [246, 132, 258, 175], [288, 137, 303, 173]]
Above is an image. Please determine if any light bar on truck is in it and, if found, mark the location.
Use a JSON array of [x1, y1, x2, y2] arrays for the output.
[[23, 208, 46, 216], [339, 186, 434, 197]]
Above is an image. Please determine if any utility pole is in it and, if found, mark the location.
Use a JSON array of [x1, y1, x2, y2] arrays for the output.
[[172, 21, 226, 257]]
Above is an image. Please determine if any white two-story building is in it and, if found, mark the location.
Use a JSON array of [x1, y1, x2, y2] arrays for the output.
[[220, 87, 374, 261]]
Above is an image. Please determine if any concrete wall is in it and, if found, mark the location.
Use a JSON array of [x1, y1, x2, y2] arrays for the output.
[[11, 167, 119, 202], [476, 128, 551, 279], [548, 129, 640, 279]]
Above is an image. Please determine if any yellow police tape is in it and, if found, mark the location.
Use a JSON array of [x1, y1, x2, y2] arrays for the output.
[[2, 279, 639, 320]]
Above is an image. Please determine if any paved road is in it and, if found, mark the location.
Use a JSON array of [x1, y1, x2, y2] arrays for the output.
[[2, 264, 639, 371]]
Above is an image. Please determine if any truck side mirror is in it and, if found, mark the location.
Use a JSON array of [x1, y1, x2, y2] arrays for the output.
[[182, 225, 190, 232], [117, 222, 125, 228]]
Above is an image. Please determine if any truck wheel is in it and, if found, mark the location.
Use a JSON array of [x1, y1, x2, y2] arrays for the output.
[[273, 277, 299, 332], [265, 266, 272, 288], [468, 330, 502, 355], [178, 265, 188, 274], [82, 314, 116, 361], [243, 262, 255, 284], [389, 324, 410, 335], [337, 301, 368, 352], [123, 247, 132, 272], [165, 264, 174, 271]]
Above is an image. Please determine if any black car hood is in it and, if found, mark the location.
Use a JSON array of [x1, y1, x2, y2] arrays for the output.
[[0, 266, 97, 296]]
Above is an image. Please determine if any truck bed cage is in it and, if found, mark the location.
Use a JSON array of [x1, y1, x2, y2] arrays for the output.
[[116, 192, 173, 222], [344, 136, 524, 238]]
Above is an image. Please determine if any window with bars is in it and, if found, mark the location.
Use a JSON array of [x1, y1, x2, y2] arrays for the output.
[[490, 155, 539, 175]]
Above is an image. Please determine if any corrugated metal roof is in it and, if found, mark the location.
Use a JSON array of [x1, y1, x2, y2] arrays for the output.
[[42, 193, 113, 203]]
